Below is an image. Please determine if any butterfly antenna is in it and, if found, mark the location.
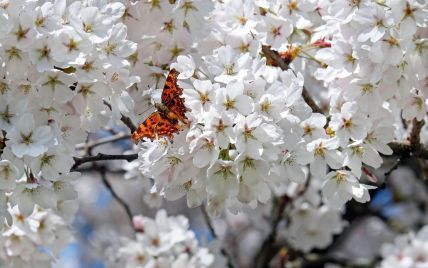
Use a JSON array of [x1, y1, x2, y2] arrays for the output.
[[137, 86, 157, 116], [139, 105, 155, 116]]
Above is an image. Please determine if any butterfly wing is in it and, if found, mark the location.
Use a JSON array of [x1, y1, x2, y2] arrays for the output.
[[132, 112, 161, 142], [154, 116, 180, 139], [132, 112, 180, 142], [132, 69, 190, 143], [161, 69, 188, 123]]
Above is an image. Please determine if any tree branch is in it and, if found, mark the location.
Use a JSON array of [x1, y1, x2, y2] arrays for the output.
[[201, 206, 217, 239], [384, 157, 401, 179], [261, 45, 324, 114], [254, 195, 289, 268], [388, 119, 427, 159], [71, 153, 138, 171], [302, 255, 378, 268], [410, 118, 425, 152], [254, 177, 311, 268], [75, 132, 131, 151], [262, 45, 290, 70], [98, 166, 137, 232], [388, 141, 412, 156], [301, 87, 323, 114], [103, 100, 137, 133], [200, 206, 236, 268]]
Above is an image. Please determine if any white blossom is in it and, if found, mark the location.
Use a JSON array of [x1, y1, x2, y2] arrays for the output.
[[107, 210, 214, 268]]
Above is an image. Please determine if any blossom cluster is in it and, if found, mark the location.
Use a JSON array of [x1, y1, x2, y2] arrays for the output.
[[106, 210, 214, 268], [0, 0, 137, 264], [0, 206, 73, 268], [139, 57, 315, 217], [128, 0, 427, 218], [123, 0, 213, 118], [380, 225, 428, 268], [312, 0, 427, 207], [282, 178, 346, 252], [0, 0, 426, 264], [316, 0, 428, 122]]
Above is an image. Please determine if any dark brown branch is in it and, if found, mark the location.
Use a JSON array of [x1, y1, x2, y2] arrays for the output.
[[262, 45, 290, 70], [255, 177, 311, 268], [261, 45, 324, 114], [98, 167, 136, 232], [301, 87, 323, 114], [200, 206, 236, 268], [410, 118, 425, 152], [389, 142, 428, 159], [103, 100, 137, 133], [388, 141, 412, 156], [384, 119, 427, 181], [302, 255, 378, 268], [254, 195, 289, 268], [71, 153, 138, 171], [388, 119, 428, 159]]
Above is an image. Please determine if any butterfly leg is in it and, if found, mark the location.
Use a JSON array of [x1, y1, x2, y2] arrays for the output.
[[154, 125, 160, 140]]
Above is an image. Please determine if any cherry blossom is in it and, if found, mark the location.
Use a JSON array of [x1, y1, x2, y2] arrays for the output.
[[380, 225, 428, 268], [322, 170, 375, 209], [107, 210, 214, 268], [6, 113, 53, 158], [0, 0, 426, 266], [0, 0, 137, 264]]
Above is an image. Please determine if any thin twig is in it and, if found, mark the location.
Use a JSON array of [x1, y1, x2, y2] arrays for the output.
[[384, 158, 401, 179], [200, 206, 236, 268], [75, 166, 127, 174], [71, 153, 138, 171], [301, 86, 324, 114], [75, 132, 131, 151], [201, 206, 217, 238], [103, 100, 137, 132], [98, 166, 137, 232], [261, 45, 324, 114]]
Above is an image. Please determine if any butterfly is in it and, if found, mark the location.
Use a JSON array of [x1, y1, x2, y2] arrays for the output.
[[131, 69, 190, 142]]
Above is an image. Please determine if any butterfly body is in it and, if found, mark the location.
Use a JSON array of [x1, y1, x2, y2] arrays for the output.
[[154, 103, 180, 122], [132, 69, 190, 142]]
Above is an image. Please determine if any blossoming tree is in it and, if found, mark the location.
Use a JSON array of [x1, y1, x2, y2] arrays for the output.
[[0, 0, 427, 267]]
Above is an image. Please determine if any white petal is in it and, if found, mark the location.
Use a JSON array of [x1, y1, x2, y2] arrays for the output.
[[310, 158, 327, 177], [245, 139, 264, 159], [193, 149, 212, 168], [362, 147, 382, 168], [187, 189, 204, 208], [33, 126, 53, 145], [286, 164, 306, 184], [350, 126, 367, 141], [257, 182, 271, 203], [346, 155, 362, 178], [17, 113, 35, 134], [325, 150, 343, 169], [234, 95, 254, 115]]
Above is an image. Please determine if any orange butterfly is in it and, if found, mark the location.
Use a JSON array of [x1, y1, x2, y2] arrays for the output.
[[132, 69, 190, 142]]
